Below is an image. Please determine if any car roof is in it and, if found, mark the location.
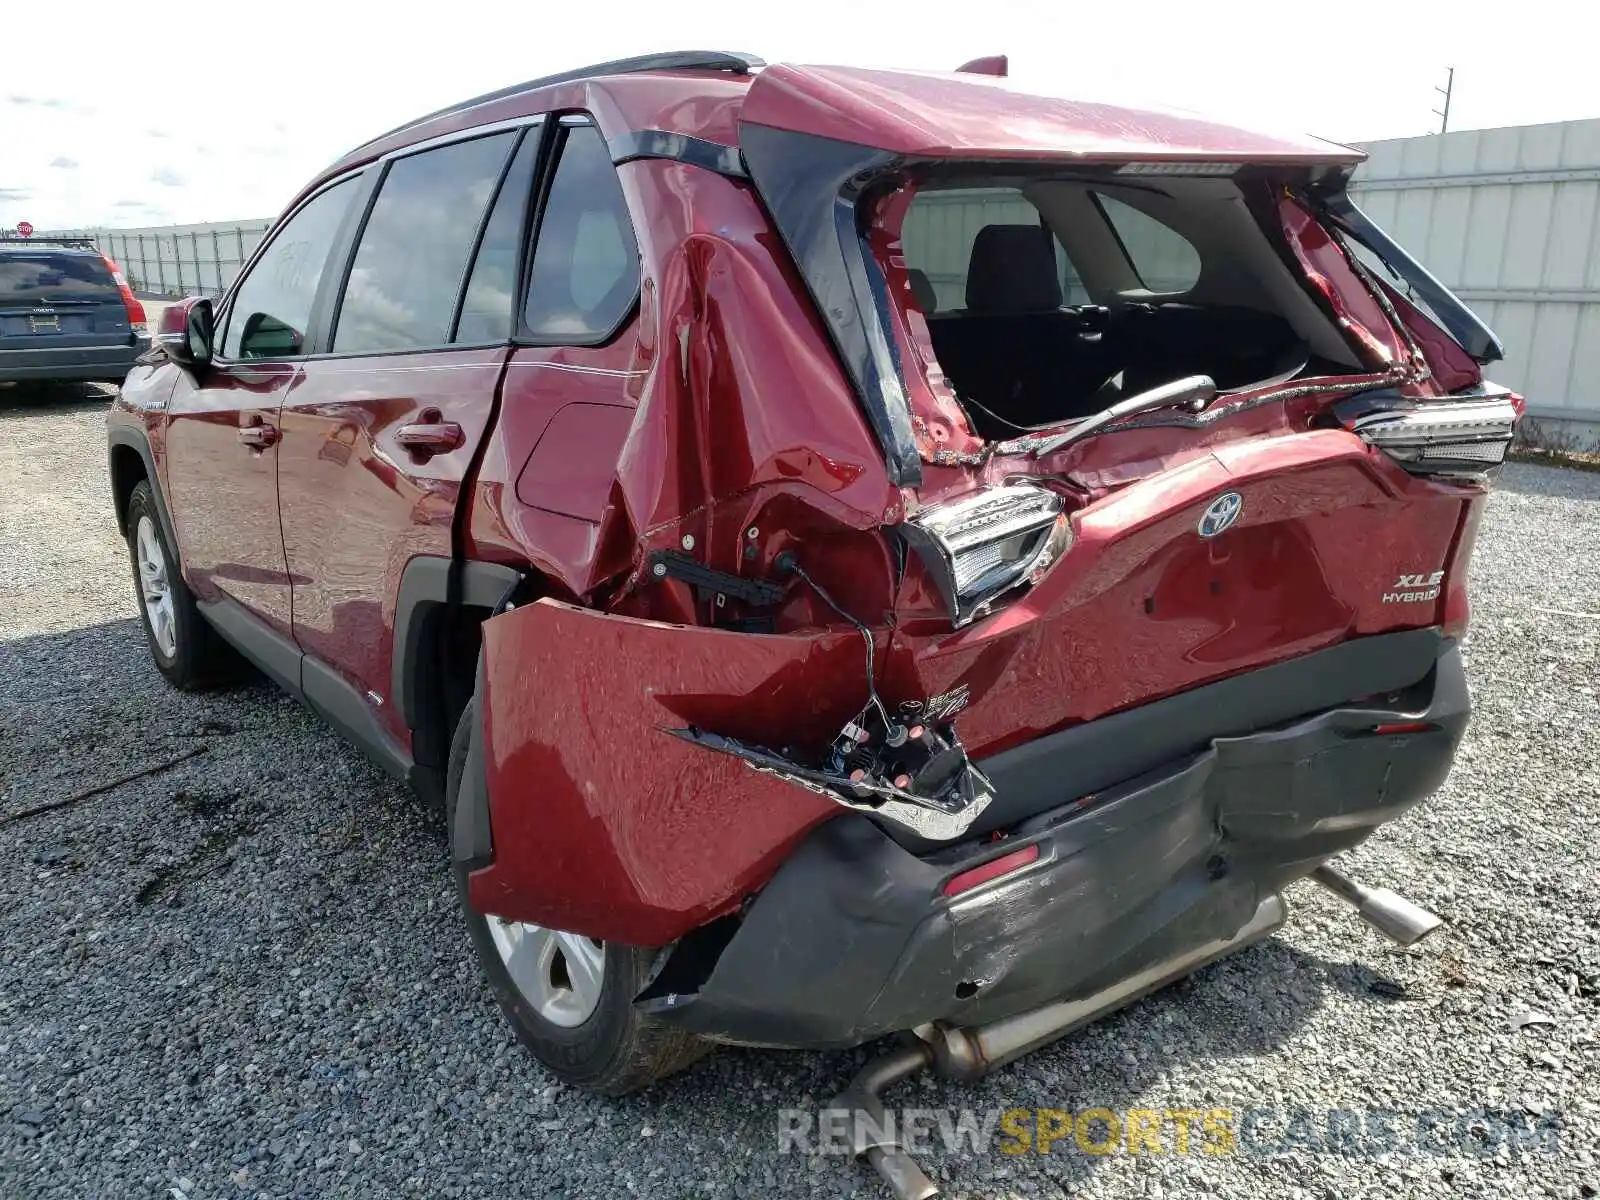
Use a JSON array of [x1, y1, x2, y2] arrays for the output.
[[741, 65, 1365, 166], [303, 50, 1360, 204]]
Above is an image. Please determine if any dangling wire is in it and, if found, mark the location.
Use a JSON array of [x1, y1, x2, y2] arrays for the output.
[[781, 556, 893, 729]]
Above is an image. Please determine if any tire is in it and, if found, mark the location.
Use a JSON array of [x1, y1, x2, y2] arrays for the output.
[[447, 699, 708, 1095], [125, 480, 236, 690]]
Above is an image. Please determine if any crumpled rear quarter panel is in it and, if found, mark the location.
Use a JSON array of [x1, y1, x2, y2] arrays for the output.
[[469, 598, 869, 945]]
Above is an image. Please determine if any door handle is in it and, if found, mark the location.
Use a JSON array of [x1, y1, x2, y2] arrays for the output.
[[238, 422, 280, 449], [395, 416, 464, 455]]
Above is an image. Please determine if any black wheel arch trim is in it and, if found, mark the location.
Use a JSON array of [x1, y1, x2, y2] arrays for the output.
[[391, 555, 522, 734], [107, 424, 182, 570], [451, 652, 494, 867]]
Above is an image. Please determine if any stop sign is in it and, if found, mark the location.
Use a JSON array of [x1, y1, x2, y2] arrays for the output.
[[15, 221, 33, 238]]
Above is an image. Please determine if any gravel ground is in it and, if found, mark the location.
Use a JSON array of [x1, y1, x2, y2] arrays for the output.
[[1, 386, 1596, 1200]]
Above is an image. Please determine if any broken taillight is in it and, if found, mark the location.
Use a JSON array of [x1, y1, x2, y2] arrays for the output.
[[1338, 390, 1521, 480], [902, 484, 1072, 627]]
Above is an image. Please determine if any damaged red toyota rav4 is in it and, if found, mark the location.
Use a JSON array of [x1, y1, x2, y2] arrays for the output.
[[108, 51, 1519, 1196]]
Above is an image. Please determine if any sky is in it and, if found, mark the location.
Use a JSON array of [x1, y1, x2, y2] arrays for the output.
[[4, 0, 1599, 231]]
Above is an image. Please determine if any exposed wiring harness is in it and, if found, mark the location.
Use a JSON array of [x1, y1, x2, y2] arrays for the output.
[[776, 552, 892, 728]]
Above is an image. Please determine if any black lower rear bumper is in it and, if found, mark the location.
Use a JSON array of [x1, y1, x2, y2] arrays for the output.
[[0, 343, 143, 384], [641, 635, 1469, 1049]]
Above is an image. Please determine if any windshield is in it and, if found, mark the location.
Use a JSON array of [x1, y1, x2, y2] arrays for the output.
[[0, 252, 119, 303]]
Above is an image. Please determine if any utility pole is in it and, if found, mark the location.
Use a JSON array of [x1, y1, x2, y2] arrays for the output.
[[1433, 66, 1455, 134]]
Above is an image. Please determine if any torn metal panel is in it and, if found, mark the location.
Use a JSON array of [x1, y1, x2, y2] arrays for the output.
[[671, 725, 995, 843], [469, 597, 876, 945]]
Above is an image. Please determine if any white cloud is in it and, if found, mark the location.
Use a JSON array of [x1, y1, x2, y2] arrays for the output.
[[3, 0, 1599, 230]]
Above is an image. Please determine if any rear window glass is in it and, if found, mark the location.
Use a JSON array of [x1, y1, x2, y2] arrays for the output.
[[1094, 195, 1202, 293], [900, 187, 1087, 312], [0, 252, 117, 301], [523, 123, 641, 341]]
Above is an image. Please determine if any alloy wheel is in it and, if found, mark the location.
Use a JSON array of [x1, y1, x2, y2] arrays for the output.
[[486, 918, 606, 1028], [135, 515, 177, 658]]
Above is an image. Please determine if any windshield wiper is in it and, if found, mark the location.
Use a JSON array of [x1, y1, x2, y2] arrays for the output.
[[997, 375, 1218, 459]]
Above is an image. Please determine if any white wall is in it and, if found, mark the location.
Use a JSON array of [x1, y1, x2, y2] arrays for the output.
[[1353, 119, 1600, 446]]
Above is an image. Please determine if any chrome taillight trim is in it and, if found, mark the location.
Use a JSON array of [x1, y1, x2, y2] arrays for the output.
[[1351, 396, 1520, 478], [903, 484, 1071, 627]]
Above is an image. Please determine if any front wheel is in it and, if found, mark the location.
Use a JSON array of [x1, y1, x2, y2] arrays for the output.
[[124, 481, 236, 690], [447, 699, 708, 1095]]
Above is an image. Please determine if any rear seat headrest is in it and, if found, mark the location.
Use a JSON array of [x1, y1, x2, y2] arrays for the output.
[[964, 224, 1063, 314]]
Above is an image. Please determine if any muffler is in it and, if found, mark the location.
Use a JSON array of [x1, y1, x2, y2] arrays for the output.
[[1308, 863, 1444, 946], [828, 893, 1288, 1199]]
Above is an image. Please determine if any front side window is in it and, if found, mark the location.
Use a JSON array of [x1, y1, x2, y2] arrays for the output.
[[333, 132, 517, 354], [1095, 194, 1202, 294], [222, 178, 357, 359], [523, 124, 640, 341]]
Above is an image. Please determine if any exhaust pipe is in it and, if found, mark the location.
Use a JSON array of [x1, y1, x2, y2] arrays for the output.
[[1308, 863, 1443, 946], [827, 1043, 939, 1200], [924, 892, 1288, 1081], [829, 893, 1288, 1198]]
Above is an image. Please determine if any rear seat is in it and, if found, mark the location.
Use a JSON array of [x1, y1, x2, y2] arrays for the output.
[[925, 225, 1115, 429], [923, 227, 1304, 431]]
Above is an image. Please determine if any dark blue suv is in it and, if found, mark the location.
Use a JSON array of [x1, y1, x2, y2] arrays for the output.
[[0, 237, 149, 387]]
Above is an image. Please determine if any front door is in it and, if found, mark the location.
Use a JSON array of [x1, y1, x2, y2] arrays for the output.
[[163, 177, 361, 643], [276, 127, 535, 750]]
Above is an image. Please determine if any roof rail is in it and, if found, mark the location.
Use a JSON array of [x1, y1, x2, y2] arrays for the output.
[[350, 50, 765, 156], [0, 235, 97, 249]]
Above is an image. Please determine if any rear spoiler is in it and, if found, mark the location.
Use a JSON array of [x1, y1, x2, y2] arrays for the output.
[[1311, 186, 1504, 365]]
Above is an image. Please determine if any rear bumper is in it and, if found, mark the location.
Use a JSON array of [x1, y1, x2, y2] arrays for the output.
[[641, 642, 1469, 1049], [0, 342, 144, 383]]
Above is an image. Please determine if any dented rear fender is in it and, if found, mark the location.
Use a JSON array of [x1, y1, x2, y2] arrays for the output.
[[468, 598, 877, 944]]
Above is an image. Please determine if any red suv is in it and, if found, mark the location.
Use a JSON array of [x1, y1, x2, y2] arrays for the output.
[[108, 48, 1518, 1146]]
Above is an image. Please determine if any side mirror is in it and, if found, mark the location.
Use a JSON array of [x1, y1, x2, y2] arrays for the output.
[[156, 296, 214, 372]]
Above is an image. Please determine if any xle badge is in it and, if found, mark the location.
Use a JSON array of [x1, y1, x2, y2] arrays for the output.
[[1197, 492, 1242, 538], [1383, 571, 1444, 603]]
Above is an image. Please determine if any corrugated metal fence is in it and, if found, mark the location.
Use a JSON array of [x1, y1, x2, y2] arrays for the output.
[[49, 220, 270, 299], [1353, 119, 1600, 447]]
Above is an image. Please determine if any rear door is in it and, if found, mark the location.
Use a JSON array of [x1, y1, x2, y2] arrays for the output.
[[163, 177, 362, 648], [0, 249, 130, 351], [276, 125, 537, 750]]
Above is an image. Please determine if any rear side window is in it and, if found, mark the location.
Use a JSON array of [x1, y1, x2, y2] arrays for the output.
[[223, 178, 357, 359], [523, 124, 640, 341], [0, 252, 117, 301], [900, 187, 1087, 312], [1095, 194, 1202, 293], [455, 130, 540, 345], [334, 132, 517, 354]]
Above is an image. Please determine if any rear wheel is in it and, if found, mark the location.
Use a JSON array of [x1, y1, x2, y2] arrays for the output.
[[125, 481, 235, 689], [447, 699, 708, 1095]]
